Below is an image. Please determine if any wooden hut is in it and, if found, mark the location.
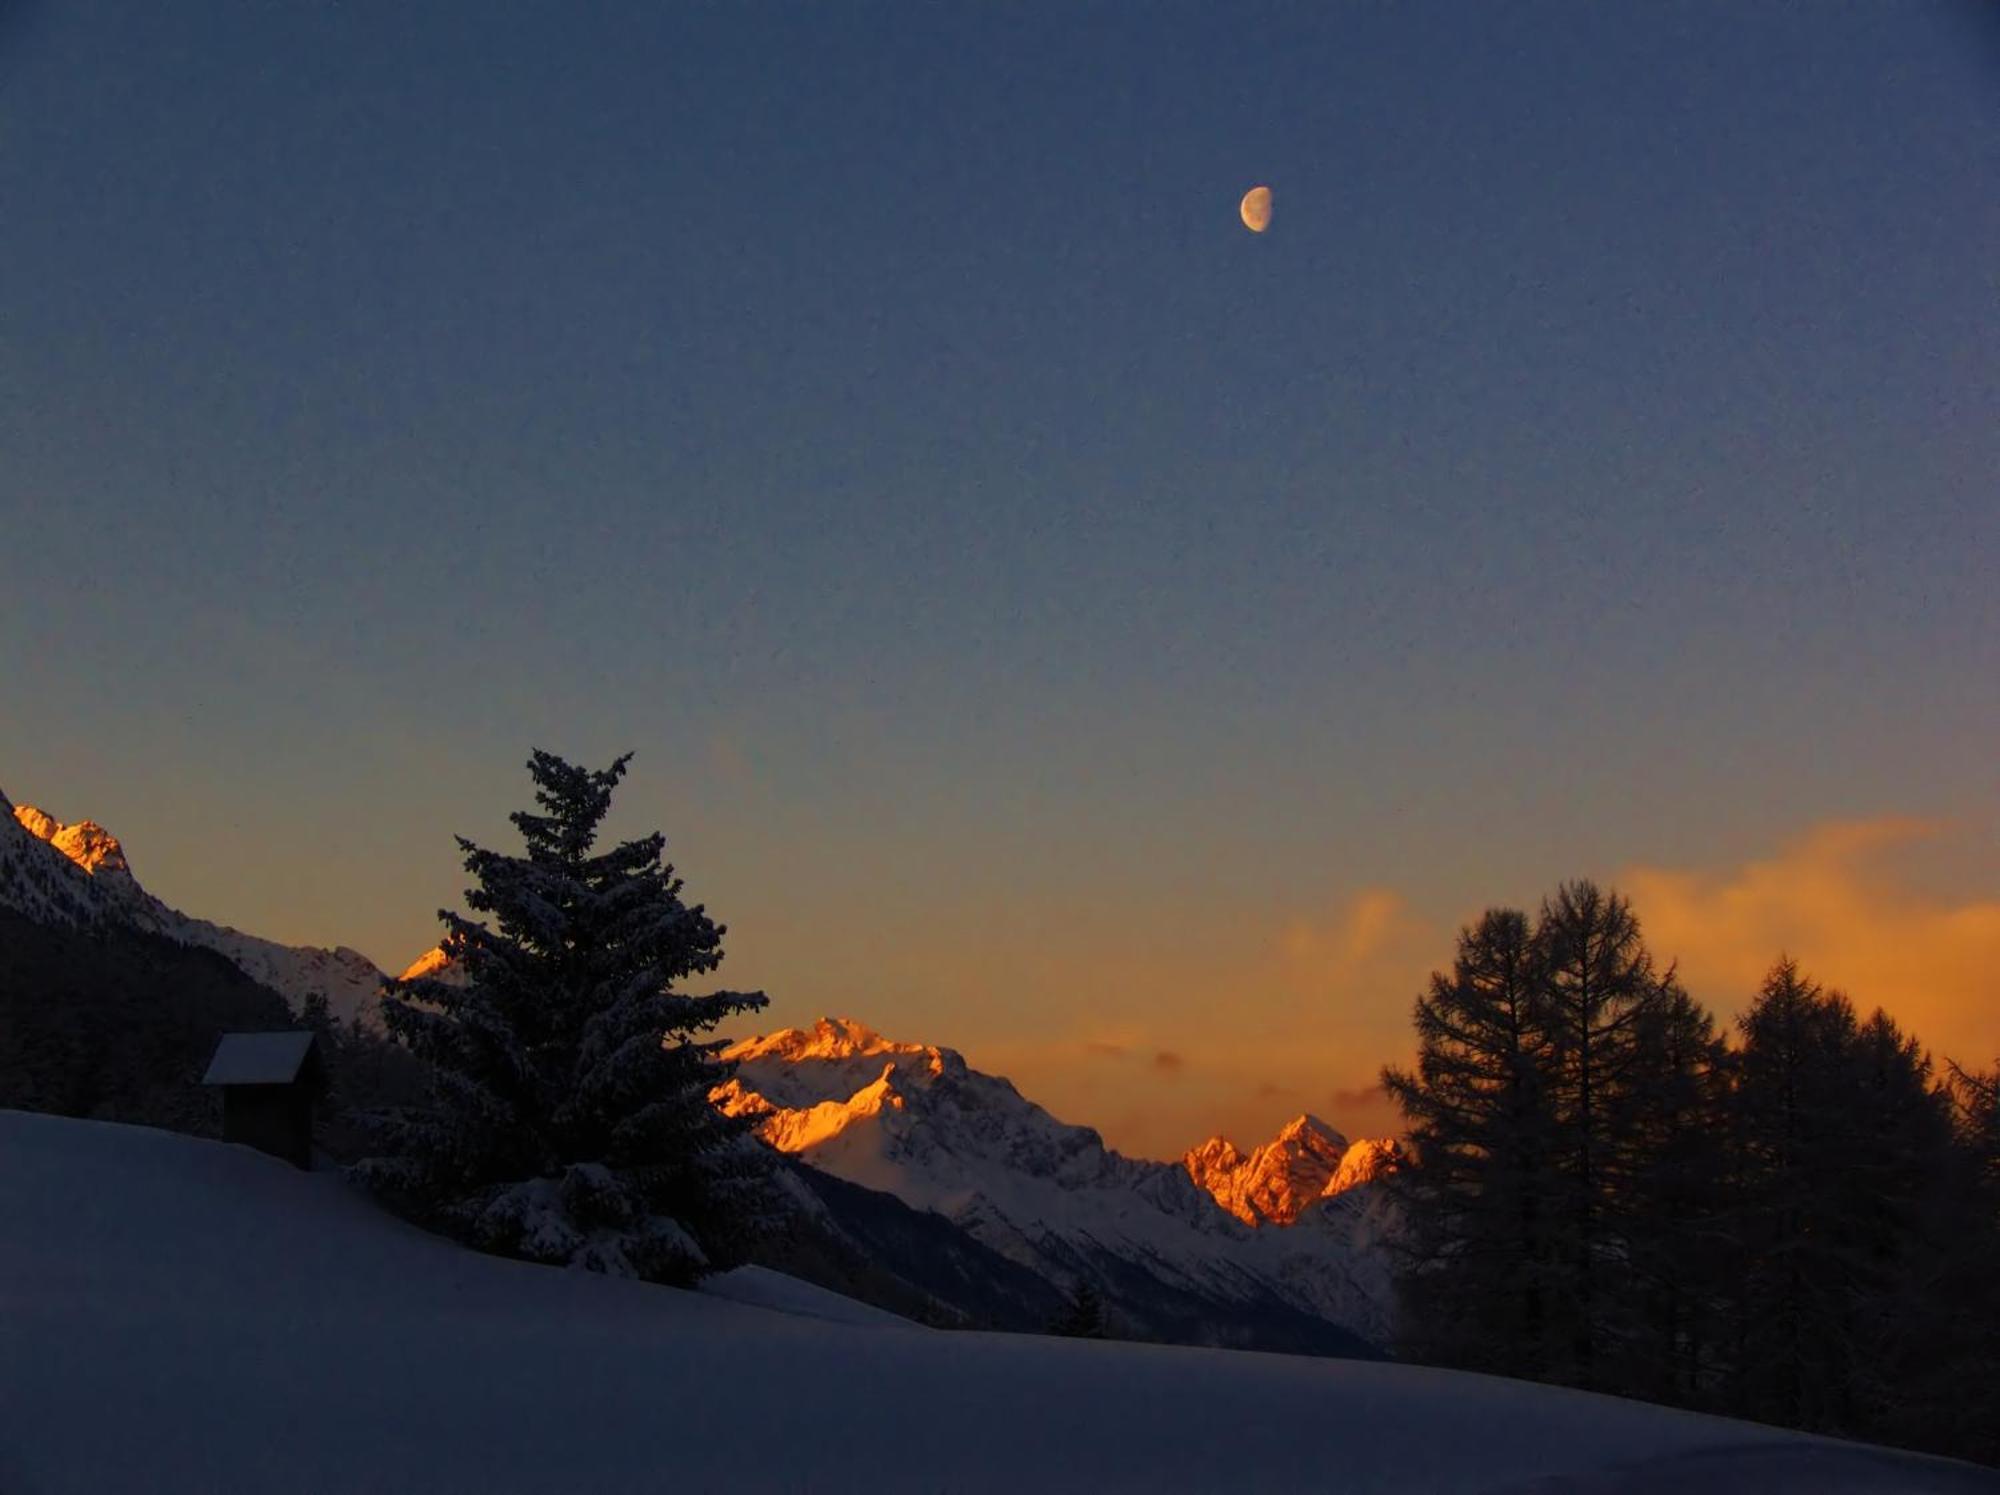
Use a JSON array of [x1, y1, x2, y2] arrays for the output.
[[201, 1031, 327, 1169]]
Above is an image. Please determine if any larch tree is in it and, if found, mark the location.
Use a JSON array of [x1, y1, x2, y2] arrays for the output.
[[1381, 907, 1557, 1377], [1607, 972, 1729, 1406], [1726, 959, 1864, 1431], [1529, 880, 1660, 1387], [1836, 1009, 1957, 1446], [1934, 1058, 2000, 1463], [356, 750, 771, 1285]]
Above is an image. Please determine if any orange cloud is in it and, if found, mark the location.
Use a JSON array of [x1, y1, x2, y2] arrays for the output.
[[1152, 1050, 1186, 1074], [1279, 888, 1420, 976], [1625, 818, 2000, 1069], [1326, 1083, 1404, 1141]]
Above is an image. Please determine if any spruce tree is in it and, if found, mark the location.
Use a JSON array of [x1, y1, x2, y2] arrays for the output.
[[1382, 907, 1557, 1376], [356, 750, 771, 1284]]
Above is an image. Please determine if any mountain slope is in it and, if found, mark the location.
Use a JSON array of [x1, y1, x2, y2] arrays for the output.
[[718, 1017, 1395, 1349], [9, 1108, 1992, 1493], [0, 906, 297, 1133], [766, 1161, 1074, 1332], [2, 790, 389, 1025], [0, 790, 106, 927]]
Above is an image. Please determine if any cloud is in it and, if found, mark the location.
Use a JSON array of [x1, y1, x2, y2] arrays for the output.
[[1152, 1050, 1186, 1074], [1269, 887, 1437, 1039], [1329, 1082, 1386, 1111], [1280, 888, 1419, 973], [1624, 818, 2000, 1068], [1325, 1081, 1403, 1139], [1085, 1040, 1130, 1060]]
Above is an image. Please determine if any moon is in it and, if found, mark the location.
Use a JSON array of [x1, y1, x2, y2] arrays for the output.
[[1239, 185, 1272, 233]]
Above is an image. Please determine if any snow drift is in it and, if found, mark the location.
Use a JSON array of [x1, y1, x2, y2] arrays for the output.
[[5, 1108, 1994, 1493]]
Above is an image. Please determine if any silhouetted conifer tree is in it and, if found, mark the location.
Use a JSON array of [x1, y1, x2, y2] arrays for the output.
[[1934, 1059, 2000, 1463], [1839, 1010, 1955, 1439], [1607, 973, 1729, 1405], [1050, 1280, 1109, 1339], [1388, 897, 1996, 1465], [1719, 960, 1952, 1434], [356, 750, 771, 1284], [1382, 907, 1557, 1376], [1530, 880, 1660, 1387]]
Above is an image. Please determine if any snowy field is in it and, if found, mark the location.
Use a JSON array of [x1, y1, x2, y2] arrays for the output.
[[3, 1110, 1995, 1494]]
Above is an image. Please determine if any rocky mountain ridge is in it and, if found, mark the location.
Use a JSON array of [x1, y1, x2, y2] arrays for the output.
[[717, 1017, 1399, 1346], [2, 791, 389, 1027], [1184, 1113, 1404, 1226]]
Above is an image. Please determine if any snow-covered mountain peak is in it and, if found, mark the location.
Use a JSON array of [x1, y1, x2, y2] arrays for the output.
[[1184, 1113, 1393, 1227], [400, 946, 451, 982], [717, 1016, 1396, 1343], [1, 785, 391, 1027], [728, 1016, 927, 1065], [13, 802, 158, 932], [13, 804, 135, 882], [1276, 1113, 1348, 1151], [1326, 1137, 1405, 1196], [398, 945, 474, 987], [720, 1018, 974, 1118]]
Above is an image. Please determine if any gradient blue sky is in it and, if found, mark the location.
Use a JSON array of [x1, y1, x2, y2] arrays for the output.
[[4, 2, 1995, 1155]]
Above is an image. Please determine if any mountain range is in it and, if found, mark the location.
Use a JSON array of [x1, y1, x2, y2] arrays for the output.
[[3, 791, 388, 1025], [719, 1017, 1398, 1347], [1, 785, 1400, 1353]]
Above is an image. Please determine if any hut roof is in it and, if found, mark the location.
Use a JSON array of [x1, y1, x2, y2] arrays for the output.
[[201, 1031, 322, 1087]]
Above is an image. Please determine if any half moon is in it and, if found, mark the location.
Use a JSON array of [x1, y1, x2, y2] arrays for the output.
[[1239, 185, 1272, 233]]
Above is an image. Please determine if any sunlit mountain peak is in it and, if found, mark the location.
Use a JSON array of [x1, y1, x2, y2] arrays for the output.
[[1, 788, 388, 1027], [13, 804, 134, 881], [1185, 1113, 1399, 1226]]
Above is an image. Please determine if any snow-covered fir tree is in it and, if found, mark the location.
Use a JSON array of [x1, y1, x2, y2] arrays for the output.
[[356, 751, 771, 1284]]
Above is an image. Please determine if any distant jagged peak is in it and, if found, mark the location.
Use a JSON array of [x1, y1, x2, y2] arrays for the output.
[[398, 945, 470, 986], [1274, 1113, 1350, 1153], [1185, 1112, 1390, 1227], [1184, 1134, 1248, 1171], [725, 1016, 939, 1066], [12, 804, 134, 881], [1325, 1137, 1406, 1196]]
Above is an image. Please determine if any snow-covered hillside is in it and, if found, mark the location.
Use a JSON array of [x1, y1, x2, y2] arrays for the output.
[[718, 1018, 1397, 1345], [1, 790, 389, 1026], [6, 1109, 1992, 1494]]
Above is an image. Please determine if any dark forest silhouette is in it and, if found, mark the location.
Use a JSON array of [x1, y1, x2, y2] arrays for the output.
[[1383, 879, 2000, 1466]]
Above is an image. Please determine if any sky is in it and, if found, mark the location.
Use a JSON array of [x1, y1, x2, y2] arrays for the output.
[[2, 1, 1995, 1158]]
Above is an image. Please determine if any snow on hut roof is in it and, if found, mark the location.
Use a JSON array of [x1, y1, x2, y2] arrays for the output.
[[201, 1031, 321, 1087]]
